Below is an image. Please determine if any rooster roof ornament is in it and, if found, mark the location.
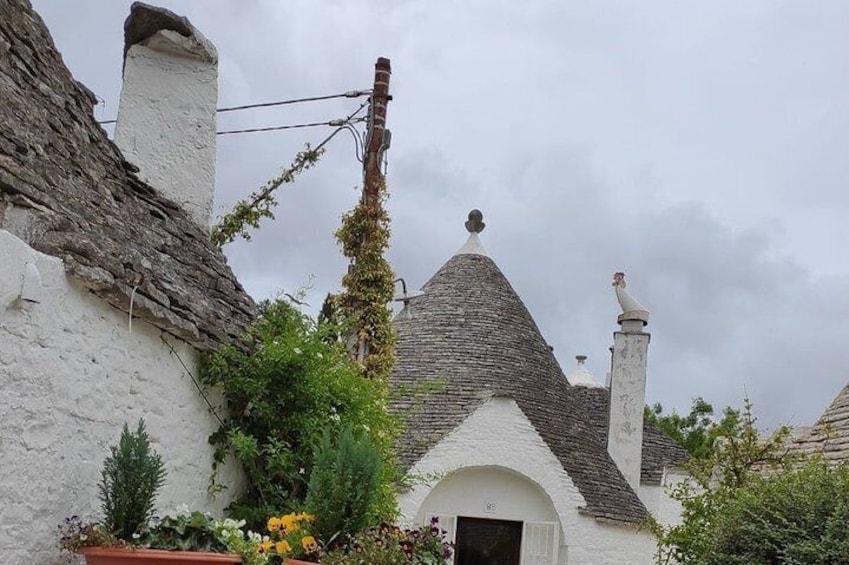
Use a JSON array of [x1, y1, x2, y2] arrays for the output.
[[612, 272, 649, 325]]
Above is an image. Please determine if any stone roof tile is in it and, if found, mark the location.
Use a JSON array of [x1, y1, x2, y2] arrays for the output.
[[0, 0, 256, 350], [791, 382, 849, 463]]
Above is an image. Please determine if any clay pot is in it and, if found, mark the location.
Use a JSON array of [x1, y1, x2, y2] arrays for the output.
[[283, 559, 319, 565], [78, 547, 242, 565]]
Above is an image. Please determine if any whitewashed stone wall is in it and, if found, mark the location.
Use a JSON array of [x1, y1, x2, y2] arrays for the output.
[[0, 231, 241, 565], [638, 468, 686, 529], [398, 397, 659, 565]]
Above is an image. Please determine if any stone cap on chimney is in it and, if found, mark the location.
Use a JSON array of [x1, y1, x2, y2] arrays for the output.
[[124, 2, 217, 65]]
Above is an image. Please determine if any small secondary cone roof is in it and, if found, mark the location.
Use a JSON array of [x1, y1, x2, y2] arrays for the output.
[[390, 210, 687, 523], [566, 355, 602, 387]]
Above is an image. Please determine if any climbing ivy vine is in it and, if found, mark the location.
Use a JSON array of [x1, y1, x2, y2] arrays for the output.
[[211, 145, 324, 248], [334, 176, 396, 381]]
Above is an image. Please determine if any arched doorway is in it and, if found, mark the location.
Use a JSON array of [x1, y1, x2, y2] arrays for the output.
[[419, 466, 561, 565]]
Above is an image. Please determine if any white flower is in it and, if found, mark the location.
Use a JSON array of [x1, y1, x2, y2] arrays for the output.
[[132, 533, 141, 540], [299, 467, 306, 475], [293, 347, 302, 355], [330, 413, 340, 422], [317, 352, 324, 359]]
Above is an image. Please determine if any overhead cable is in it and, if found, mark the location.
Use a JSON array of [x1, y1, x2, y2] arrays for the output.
[[96, 89, 371, 125], [216, 116, 367, 136], [217, 90, 370, 113]]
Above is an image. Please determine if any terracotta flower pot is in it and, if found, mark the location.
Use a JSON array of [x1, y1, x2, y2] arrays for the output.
[[79, 547, 242, 565], [283, 559, 319, 565]]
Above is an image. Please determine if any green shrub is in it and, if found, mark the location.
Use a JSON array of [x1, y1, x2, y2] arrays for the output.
[[305, 426, 383, 544], [200, 298, 399, 530], [99, 420, 166, 540], [706, 459, 849, 565]]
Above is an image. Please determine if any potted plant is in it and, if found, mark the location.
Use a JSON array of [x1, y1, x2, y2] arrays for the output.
[[60, 420, 258, 565]]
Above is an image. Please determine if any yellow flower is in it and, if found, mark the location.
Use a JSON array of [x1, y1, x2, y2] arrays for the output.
[[267, 517, 282, 532], [301, 535, 318, 552], [258, 540, 273, 553], [275, 540, 292, 554], [281, 514, 298, 533], [298, 512, 315, 523]]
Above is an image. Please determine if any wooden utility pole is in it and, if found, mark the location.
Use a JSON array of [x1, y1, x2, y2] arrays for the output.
[[362, 57, 391, 208]]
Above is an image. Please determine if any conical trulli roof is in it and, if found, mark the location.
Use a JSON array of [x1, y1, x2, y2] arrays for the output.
[[390, 213, 687, 523]]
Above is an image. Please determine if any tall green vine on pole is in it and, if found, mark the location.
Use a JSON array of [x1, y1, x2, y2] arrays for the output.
[[334, 176, 396, 381], [334, 57, 395, 382]]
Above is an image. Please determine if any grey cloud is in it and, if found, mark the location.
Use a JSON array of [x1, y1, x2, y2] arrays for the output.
[[32, 0, 849, 430]]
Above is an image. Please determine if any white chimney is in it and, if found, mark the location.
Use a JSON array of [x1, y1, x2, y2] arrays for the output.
[[607, 272, 650, 491], [114, 3, 218, 227]]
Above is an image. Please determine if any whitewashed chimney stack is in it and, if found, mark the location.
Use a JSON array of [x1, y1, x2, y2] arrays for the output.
[[114, 3, 218, 227], [607, 272, 651, 491]]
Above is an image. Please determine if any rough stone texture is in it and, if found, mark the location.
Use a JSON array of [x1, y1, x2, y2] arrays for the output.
[[790, 382, 849, 463], [0, 231, 243, 565], [115, 3, 218, 227], [640, 422, 689, 485], [0, 0, 257, 351], [390, 250, 687, 524], [123, 2, 216, 63], [398, 397, 660, 565]]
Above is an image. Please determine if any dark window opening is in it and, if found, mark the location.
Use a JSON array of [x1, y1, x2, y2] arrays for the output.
[[455, 516, 523, 565]]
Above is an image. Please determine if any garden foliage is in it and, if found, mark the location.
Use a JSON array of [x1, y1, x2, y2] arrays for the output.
[[335, 175, 396, 381], [305, 425, 384, 544], [706, 459, 849, 564], [200, 298, 398, 530], [649, 398, 849, 564], [99, 419, 166, 541], [322, 520, 453, 565], [644, 397, 741, 460]]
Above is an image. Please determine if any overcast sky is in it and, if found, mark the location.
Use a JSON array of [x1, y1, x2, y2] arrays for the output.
[[33, 0, 849, 429]]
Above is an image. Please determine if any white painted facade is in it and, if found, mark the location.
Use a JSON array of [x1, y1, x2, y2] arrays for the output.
[[399, 397, 660, 565], [638, 469, 686, 529], [607, 320, 651, 492], [0, 230, 241, 565], [115, 29, 218, 227]]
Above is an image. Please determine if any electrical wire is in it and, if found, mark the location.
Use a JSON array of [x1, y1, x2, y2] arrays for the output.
[[216, 116, 366, 136], [217, 90, 370, 113], [313, 101, 369, 152], [96, 89, 371, 125]]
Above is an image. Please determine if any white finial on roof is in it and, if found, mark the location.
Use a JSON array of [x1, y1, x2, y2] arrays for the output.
[[613, 272, 649, 326], [565, 355, 601, 387], [455, 209, 489, 256]]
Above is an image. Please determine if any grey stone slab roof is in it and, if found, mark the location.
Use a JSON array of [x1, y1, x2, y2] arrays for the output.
[[0, 0, 256, 350], [790, 382, 849, 463], [390, 251, 688, 524]]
